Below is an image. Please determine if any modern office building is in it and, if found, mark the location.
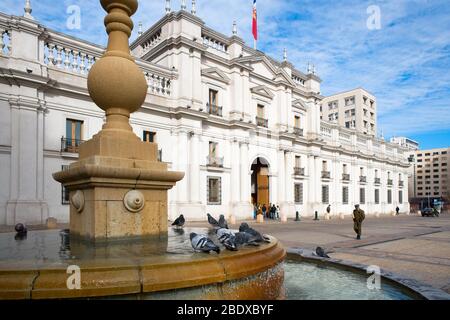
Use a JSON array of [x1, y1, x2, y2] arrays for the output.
[[407, 148, 450, 202], [390, 137, 420, 151], [0, 1, 410, 225], [321, 88, 377, 136]]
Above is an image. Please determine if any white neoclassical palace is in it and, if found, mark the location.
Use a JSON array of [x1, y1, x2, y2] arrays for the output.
[[0, 3, 410, 225]]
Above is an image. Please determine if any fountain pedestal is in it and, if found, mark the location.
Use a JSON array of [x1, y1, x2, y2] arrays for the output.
[[53, 0, 183, 241]]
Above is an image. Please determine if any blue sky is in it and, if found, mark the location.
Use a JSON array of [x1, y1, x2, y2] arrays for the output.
[[1, 0, 449, 149]]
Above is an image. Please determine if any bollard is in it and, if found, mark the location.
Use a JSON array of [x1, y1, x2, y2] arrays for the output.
[[295, 211, 300, 221], [314, 211, 319, 221]]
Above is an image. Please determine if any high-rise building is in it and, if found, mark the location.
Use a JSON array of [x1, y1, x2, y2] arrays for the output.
[[390, 137, 419, 151], [321, 88, 377, 136], [407, 147, 450, 202]]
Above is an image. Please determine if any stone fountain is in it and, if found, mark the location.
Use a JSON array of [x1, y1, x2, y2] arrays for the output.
[[0, 0, 285, 300]]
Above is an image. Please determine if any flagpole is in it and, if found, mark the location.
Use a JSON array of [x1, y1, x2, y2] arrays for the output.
[[254, 39, 257, 50]]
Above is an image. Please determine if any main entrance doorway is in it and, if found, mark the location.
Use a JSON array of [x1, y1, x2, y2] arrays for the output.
[[251, 157, 270, 207]]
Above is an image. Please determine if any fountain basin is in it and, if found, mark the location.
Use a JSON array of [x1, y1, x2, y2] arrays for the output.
[[0, 228, 285, 300]]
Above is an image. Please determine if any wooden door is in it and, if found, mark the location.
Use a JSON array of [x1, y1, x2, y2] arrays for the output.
[[257, 168, 269, 206]]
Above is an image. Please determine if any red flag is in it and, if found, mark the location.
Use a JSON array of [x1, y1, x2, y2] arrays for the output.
[[252, 0, 258, 41]]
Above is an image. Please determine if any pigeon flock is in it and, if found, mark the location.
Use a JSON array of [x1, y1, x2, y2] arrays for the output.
[[171, 213, 272, 254]]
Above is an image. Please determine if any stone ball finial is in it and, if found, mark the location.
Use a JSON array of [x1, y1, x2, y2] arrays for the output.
[[88, 0, 147, 118]]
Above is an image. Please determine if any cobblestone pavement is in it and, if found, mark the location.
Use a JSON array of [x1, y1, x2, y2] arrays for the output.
[[2, 213, 449, 294], [191, 213, 450, 294]]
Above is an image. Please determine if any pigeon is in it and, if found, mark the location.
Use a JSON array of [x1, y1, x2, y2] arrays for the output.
[[171, 214, 185, 228], [14, 223, 27, 235], [315, 247, 330, 258], [218, 214, 229, 229], [207, 213, 219, 228], [234, 232, 260, 247], [239, 223, 270, 243], [215, 228, 239, 251], [216, 228, 234, 243], [190, 232, 220, 254], [14, 223, 28, 240]]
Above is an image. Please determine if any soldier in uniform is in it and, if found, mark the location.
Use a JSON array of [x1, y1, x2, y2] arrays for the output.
[[352, 204, 365, 240]]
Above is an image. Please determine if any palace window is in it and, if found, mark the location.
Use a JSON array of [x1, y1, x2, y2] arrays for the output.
[[256, 104, 268, 127], [295, 156, 301, 168], [294, 183, 303, 204], [294, 115, 301, 128], [342, 186, 349, 204], [63, 119, 83, 152], [375, 189, 380, 204], [143, 131, 156, 143], [360, 188, 366, 204], [322, 185, 329, 204], [209, 89, 218, 106], [387, 190, 392, 204], [207, 177, 221, 205]]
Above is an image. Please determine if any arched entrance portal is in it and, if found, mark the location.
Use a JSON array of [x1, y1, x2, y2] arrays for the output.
[[251, 157, 270, 207]]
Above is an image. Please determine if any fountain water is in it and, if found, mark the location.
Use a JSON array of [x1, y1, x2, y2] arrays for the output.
[[0, 0, 285, 300]]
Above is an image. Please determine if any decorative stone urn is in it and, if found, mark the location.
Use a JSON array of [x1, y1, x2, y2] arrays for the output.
[[53, 0, 184, 241]]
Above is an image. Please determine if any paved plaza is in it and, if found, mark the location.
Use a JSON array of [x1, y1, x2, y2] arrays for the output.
[[1, 213, 449, 295], [191, 213, 450, 294]]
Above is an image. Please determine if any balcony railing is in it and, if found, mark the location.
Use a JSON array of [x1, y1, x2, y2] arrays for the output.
[[374, 178, 381, 185], [294, 167, 305, 176], [256, 116, 268, 128], [342, 173, 350, 181], [207, 156, 224, 167], [399, 180, 404, 187], [359, 176, 367, 183], [321, 171, 331, 179], [61, 137, 84, 153], [293, 127, 304, 137], [206, 103, 223, 117], [388, 179, 393, 186]]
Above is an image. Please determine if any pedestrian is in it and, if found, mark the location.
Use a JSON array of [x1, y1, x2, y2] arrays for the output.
[[276, 205, 280, 220], [352, 204, 365, 240], [262, 204, 267, 218], [272, 204, 277, 220], [326, 204, 331, 215], [253, 205, 257, 219], [257, 205, 263, 217], [395, 206, 400, 216]]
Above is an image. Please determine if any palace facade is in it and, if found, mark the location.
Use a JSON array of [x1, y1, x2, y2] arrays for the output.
[[0, 5, 410, 225]]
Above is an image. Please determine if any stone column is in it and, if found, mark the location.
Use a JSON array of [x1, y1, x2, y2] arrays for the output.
[[306, 155, 316, 215], [237, 141, 253, 218], [229, 139, 240, 223], [282, 151, 295, 219], [277, 149, 286, 203], [189, 133, 200, 202], [284, 151, 294, 202], [314, 156, 322, 213], [6, 99, 48, 225], [177, 131, 189, 203]]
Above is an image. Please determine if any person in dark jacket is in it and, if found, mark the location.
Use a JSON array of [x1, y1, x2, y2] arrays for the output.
[[396, 206, 400, 215], [262, 204, 267, 218], [352, 204, 365, 240]]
